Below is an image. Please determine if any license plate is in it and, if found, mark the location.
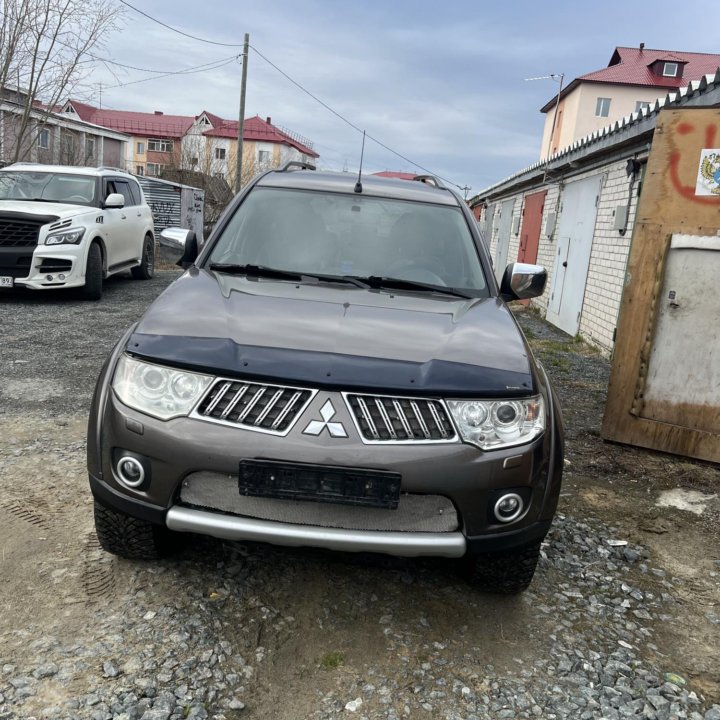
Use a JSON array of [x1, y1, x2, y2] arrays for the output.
[[0, 276, 13, 288], [239, 459, 401, 509]]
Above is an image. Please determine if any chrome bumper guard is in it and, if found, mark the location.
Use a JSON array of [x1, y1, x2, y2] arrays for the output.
[[166, 506, 467, 558]]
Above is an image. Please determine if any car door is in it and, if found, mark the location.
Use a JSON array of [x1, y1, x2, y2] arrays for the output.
[[102, 178, 134, 266]]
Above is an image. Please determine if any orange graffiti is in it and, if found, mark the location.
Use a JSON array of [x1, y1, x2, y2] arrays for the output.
[[668, 122, 720, 204]]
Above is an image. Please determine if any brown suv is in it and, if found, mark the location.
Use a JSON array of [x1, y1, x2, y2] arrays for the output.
[[87, 164, 563, 594]]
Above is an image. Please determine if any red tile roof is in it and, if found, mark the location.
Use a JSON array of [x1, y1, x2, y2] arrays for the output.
[[65, 100, 194, 137], [371, 171, 416, 180], [202, 115, 318, 157], [541, 46, 720, 112]]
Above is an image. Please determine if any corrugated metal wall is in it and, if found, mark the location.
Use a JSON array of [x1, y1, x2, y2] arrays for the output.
[[136, 176, 204, 239]]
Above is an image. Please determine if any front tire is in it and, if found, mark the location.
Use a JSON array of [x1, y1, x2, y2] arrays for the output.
[[93, 500, 177, 560], [82, 242, 103, 301], [131, 234, 155, 280], [463, 541, 542, 594]]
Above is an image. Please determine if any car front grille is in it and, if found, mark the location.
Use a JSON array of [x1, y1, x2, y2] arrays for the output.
[[0, 218, 43, 248], [345, 393, 456, 442], [194, 380, 315, 434]]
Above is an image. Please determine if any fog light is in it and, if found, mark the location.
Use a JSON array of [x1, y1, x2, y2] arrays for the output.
[[58, 274, 66, 280], [493, 493, 524, 523], [116, 456, 145, 488], [46, 274, 53, 281]]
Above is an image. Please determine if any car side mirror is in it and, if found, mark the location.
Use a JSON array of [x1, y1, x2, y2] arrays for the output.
[[159, 227, 199, 269], [500, 262, 547, 301], [103, 192, 125, 209]]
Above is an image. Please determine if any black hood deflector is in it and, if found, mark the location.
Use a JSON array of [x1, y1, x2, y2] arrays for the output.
[[127, 332, 534, 397]]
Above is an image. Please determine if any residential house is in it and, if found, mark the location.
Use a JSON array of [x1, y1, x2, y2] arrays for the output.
[[61, 101, 194, 176], [540, 45, 720, 158], [0, 88, 129, 168], [182, 113, 319, 183]]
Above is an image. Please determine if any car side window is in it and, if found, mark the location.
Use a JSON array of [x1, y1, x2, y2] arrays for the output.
[[104, 180, 117, 199], [113, 179, 135, 207], [128, 180, 142, 206]]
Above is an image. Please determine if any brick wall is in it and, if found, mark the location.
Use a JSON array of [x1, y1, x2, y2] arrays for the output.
[[478, 154, 646, 357]]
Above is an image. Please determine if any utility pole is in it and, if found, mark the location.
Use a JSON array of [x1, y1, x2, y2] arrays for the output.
[[234, 33, 250, 195]]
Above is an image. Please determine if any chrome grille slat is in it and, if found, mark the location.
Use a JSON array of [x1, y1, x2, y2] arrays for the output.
[[356, 397, 380, 439], [196, 380, 313, 435], [255, 390, 284, 426], [410, 401, 431, 438], [271, 391, 302, 429], [346, 393, 457, 444], [205, 382, 232, 415], [374, 398, 397, 439], [392, 400, 413, 438], [427, 402, 449, 439], [236, 387, 266, 422], [220, 385, 249, 419]]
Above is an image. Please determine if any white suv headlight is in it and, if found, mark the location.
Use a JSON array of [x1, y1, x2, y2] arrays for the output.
[[113, 354, 213, 420], [447, 396, 545, 450], [46, 228, 85, 245]]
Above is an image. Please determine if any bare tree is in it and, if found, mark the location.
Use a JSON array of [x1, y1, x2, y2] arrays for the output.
[[0, 0, 121, 163]]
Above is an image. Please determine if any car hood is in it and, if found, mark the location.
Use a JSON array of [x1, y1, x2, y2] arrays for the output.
[[128, 268, 537, 396], [0, 200, 92, 218]]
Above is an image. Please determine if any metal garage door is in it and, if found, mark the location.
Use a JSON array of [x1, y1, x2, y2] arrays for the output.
[[545, 175, 602, 335], [493, 198, 515, 283]]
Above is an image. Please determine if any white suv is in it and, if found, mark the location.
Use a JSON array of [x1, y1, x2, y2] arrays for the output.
[[0, 164, 155, 300]]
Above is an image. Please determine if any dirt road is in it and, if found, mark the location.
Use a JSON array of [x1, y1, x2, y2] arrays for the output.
[[1, 275, 718, 720]]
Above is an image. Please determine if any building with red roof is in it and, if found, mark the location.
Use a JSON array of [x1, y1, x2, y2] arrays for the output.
[[61, 101, 318, 184], [539, 45, 720, 158]]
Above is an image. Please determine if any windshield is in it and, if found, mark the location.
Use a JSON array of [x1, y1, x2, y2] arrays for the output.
[[0, 170, 97, 206], [207, 187, 488, 294]]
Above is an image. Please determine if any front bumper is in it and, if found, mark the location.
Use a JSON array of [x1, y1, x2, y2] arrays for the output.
[[0, 243, 86, 290]]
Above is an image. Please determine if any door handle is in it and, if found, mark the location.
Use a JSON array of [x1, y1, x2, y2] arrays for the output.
[[121, 214, 127, 219]]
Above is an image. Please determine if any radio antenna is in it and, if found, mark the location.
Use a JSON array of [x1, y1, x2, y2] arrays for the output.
[[354, 130, 366, 193]]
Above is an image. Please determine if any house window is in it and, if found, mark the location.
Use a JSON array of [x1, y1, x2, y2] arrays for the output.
[[148, 138, 173, 153], [258, 150, 270, 165], [86, 137, 96, 158], [215, 147, 226, 160], [635, 101, 651, 113], [37, 129, 50, 149], [63, 134, 76, 156], [200, 116, 210, 125], [146, 163, 164, 176], [663, 62, 678, 77], [137, 141, 145, 154], [136, 165, 144, 175], [595, 97, 611, 118]]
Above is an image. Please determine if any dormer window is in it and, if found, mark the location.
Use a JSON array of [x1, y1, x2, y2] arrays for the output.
[[200, 116, 210, 126], [663, 62, 678, 77]]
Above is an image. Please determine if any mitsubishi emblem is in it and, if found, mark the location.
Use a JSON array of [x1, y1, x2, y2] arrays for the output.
[[302, 400, 348, 438]]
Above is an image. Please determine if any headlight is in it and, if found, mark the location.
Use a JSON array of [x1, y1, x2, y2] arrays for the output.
[[447, 396, 545, 450], [46, 228, 85, 245], [113, 354, 213, 420]]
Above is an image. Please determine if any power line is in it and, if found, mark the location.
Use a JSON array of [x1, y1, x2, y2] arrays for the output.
[[117, 0, 243, 48], [103, 55, 238, 89], [248, 44, 465, 191]]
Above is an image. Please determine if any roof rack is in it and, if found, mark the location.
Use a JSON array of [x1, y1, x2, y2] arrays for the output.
[[278, 160, 316, 172], [413, 174, 447, 190], [96, 166, 127, 173]]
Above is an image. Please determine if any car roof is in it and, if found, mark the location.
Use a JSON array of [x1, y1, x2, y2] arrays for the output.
[[257, 170, 462, 207], [1, 163, 133, 178]]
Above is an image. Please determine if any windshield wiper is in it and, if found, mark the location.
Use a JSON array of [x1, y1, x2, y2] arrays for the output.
[[353, 276, 474, 299], [208, 263, 303, 281], [208, 264, 370, 288]]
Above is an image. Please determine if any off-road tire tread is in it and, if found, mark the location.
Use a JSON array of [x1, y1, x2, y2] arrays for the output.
[[131, 234, 154, 280], [465, 540, 541, 594], [93, 500, 166, 559], [82, 242, 103, 300]]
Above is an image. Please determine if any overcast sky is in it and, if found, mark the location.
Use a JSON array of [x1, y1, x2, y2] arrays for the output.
[[93, 0, 719, 195]]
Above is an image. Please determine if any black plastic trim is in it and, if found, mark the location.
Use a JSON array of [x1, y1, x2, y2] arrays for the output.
[[89, 473, 167, 525], [465, 519, 552, 554]]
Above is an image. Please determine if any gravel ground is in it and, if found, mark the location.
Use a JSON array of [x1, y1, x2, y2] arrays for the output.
[[1, 275, 719, 720]]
